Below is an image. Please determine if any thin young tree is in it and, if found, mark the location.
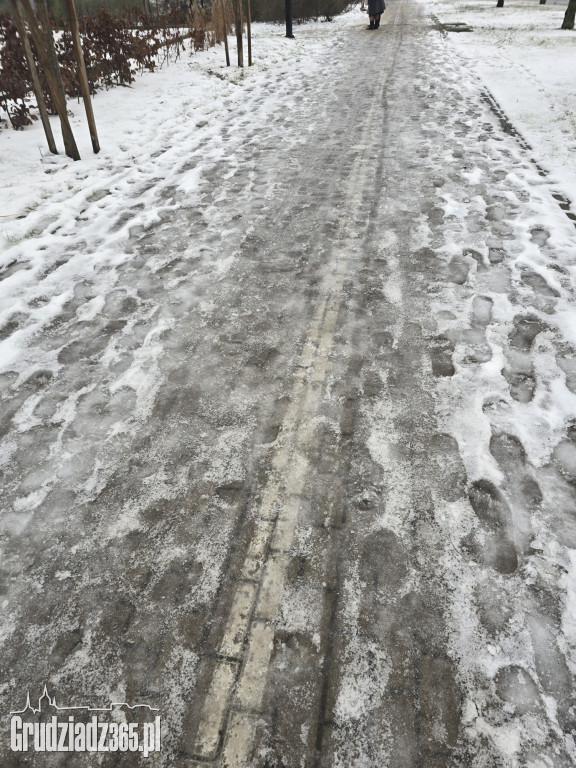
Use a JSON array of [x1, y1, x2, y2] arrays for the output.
[[220, 0, 230, 66], [233, 0, 243, 67], [64, 0, 99, 153], [10, 0, 58, 155], [562, 0, 575, 28], [19, 0, 81, 159]]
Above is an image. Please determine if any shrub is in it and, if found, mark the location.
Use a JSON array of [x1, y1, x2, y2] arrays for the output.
[[0, 5, 213, 131]]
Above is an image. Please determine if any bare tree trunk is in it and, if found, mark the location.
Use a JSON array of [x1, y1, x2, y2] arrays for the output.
[[222, 0, 230, 66], [562, 0, 576, 28], [64, 0, 100, 153], [245, 0, 252, 66], [233, 0, 243, 67], [496, 0, 504, 7], [19, 0, 81, 160], [223, 30, 231, 66], [10, 0, 58, 155]]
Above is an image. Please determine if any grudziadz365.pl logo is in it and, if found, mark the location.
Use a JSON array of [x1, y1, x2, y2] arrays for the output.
[[10, 686, 161, 757]]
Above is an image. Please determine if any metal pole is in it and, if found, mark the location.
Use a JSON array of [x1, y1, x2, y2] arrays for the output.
[[285, 0, 293, 38]]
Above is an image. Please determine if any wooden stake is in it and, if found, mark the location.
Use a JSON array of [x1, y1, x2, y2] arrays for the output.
[[10, 0, 58, 155], [19, 0, 81, 160], [64, 0, 100, 153]]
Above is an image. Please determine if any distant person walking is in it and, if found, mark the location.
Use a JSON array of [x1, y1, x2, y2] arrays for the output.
[[367, 0, 385, 28]]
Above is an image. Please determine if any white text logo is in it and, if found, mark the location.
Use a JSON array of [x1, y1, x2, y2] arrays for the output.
[[9, 687, 161, 757]]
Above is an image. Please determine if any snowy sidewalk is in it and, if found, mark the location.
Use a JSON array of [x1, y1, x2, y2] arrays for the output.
[[1, 2, 576, 766]]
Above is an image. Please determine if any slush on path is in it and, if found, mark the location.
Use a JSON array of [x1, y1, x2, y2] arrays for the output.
[[1, 0, 576, 766]]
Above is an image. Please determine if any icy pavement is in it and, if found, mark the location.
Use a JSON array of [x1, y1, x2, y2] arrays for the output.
[[1, 0, 576, 765]]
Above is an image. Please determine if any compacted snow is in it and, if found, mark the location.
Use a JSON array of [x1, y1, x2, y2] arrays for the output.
[[1, 2, 575, 766]]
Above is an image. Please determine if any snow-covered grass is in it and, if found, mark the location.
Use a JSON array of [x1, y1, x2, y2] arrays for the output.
[[0, 20, 330, 233], [429, 0, 576, 202]]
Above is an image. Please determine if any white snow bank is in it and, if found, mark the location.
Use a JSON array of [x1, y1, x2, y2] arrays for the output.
[[428, 0, 576, 203]]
